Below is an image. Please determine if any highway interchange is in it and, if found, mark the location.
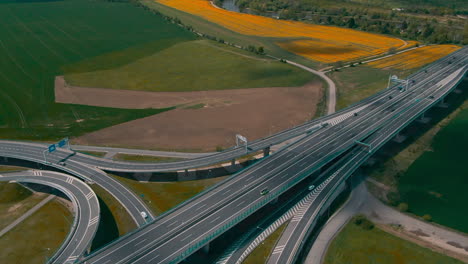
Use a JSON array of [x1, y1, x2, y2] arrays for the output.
[[80, 47, 467, 264], [0, 170, 99, 264], [0, 46, 466, 264]]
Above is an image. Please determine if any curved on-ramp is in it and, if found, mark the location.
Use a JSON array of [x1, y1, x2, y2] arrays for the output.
[[0, 170, 100, 264]]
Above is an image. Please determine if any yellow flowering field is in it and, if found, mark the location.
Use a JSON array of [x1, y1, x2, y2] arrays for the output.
[[156, 0, 406, 63], [368, 45, 461, 70]]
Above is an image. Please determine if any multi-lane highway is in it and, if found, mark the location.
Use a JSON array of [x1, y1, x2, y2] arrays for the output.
[[0, 143, 154, 226], [79, 47, 467, 264], [0, 170, 100, 264], [268, 62, 467, 263], [0, 46, 464, 264]]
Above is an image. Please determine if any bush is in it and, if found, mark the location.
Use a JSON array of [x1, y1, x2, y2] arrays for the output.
[[422, 214, 432, 221], [354, 214, 366, 225], [398, 202, 409, 212], [215, 146, 224, 152], [353, 214, 374, 230], [361, 219, 375, 230], [386, 191, 400, 206]]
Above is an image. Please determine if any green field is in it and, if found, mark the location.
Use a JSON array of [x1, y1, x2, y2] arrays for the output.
[[325, 217, 464, 264], [0, 198, 74, 264], [328, 65, 417, 110], [244, 222, 288, 264], [0, 0, 192, 140], [110, 174, 227, 215], [399, 104, 468, 233], [65, 39, 314, 92]]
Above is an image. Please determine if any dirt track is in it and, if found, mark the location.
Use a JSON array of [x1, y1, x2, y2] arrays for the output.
[[69, 81, 322, 151]]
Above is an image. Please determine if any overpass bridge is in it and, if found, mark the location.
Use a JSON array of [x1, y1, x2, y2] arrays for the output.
[[0, 170, 100, 264], [0, 46, 465, 264], [78, 47, 467, 264]]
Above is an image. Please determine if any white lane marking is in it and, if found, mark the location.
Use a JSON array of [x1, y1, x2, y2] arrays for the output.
[[86, 192, 94, 200], [236, 200, 247, 208], [194, 204, 207, 212], [134, 238, 148, 247], [167, 221, 179, 228], [146, 254, 160, 264], [210, 216, 221, 224], [180, 234, 193, 242], [89, 216, 99, 227]]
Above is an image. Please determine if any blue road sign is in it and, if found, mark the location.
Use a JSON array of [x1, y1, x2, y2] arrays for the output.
[[58, 138, 67, 148], [48, 144, 56, 153]]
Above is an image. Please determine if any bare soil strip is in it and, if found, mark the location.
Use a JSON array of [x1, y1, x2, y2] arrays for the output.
[[69, 80, 322, 151]]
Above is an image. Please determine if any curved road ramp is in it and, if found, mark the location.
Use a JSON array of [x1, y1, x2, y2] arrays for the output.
[[0, 170, 100, 264]]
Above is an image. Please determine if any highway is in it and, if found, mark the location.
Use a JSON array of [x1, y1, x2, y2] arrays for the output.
[[0, 144, 153, 226], [0, 170, 100, 264], [80, 47, 467, 264], [268, 55, 468, 264]]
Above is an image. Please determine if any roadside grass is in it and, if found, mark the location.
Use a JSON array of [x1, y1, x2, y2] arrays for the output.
[[243, 222, 288, 264], [364, 85, 468, 233], [76, 151, 107, 158], [0, 198, 73, 264], [113, 153, 185, 163], [0, 182, 48, 230], [141, 0, 322, 70], [0, 165, 27, 172], [65, 39, 315, 92], [89, 184, 137, 251], [398, 100, 468, 233], [109, 174, 227, 215], [327, 65, 414, 110], [0, 0, 191, 140], [324, 217, 464, 264]]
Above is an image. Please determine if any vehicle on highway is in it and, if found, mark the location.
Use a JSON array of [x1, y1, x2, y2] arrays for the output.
[[260, 189, 269, 195], [308, 185, 315, 191], [140, 211, 148, 219]]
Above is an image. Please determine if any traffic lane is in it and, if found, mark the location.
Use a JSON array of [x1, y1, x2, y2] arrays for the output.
[[130, 63, 466, 262], [0, 148, 150, 226], [0, 173, 98, 263], [84, 65, 454, 264], [273, 74, 468, 263]]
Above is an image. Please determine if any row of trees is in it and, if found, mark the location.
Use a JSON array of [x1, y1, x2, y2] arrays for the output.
[[233, 0, 468, 44]]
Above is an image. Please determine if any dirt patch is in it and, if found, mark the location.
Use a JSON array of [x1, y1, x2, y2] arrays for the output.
[[72, 81, 322, 151], [56, 76, 316, 110], [410, 229, 430, 237], [378, 223, 468, 263]]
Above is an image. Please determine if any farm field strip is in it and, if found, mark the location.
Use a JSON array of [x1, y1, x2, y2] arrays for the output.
[[368, 45, 461, 70], [156, 0, 406, 63]]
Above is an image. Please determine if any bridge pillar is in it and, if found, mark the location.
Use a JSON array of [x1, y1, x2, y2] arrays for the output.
[[231, 159, 236, 166], [437, 98, 449, 108], [417, 113, 431, 124], [393, 133, 406, 143], [202, 243, 210, 253], [2, 157, 7, 163], [453, 89, 462, 94], [263, 147, 270, 157]]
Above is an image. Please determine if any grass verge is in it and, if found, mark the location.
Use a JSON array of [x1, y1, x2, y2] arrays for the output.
[[113, 153, 184, 163], [243, 222, 288, 264], [77, 151, 107, 158], [324, 216, 464, 264], [109, 174, 227, 215], [0, 198, 73, 264]]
